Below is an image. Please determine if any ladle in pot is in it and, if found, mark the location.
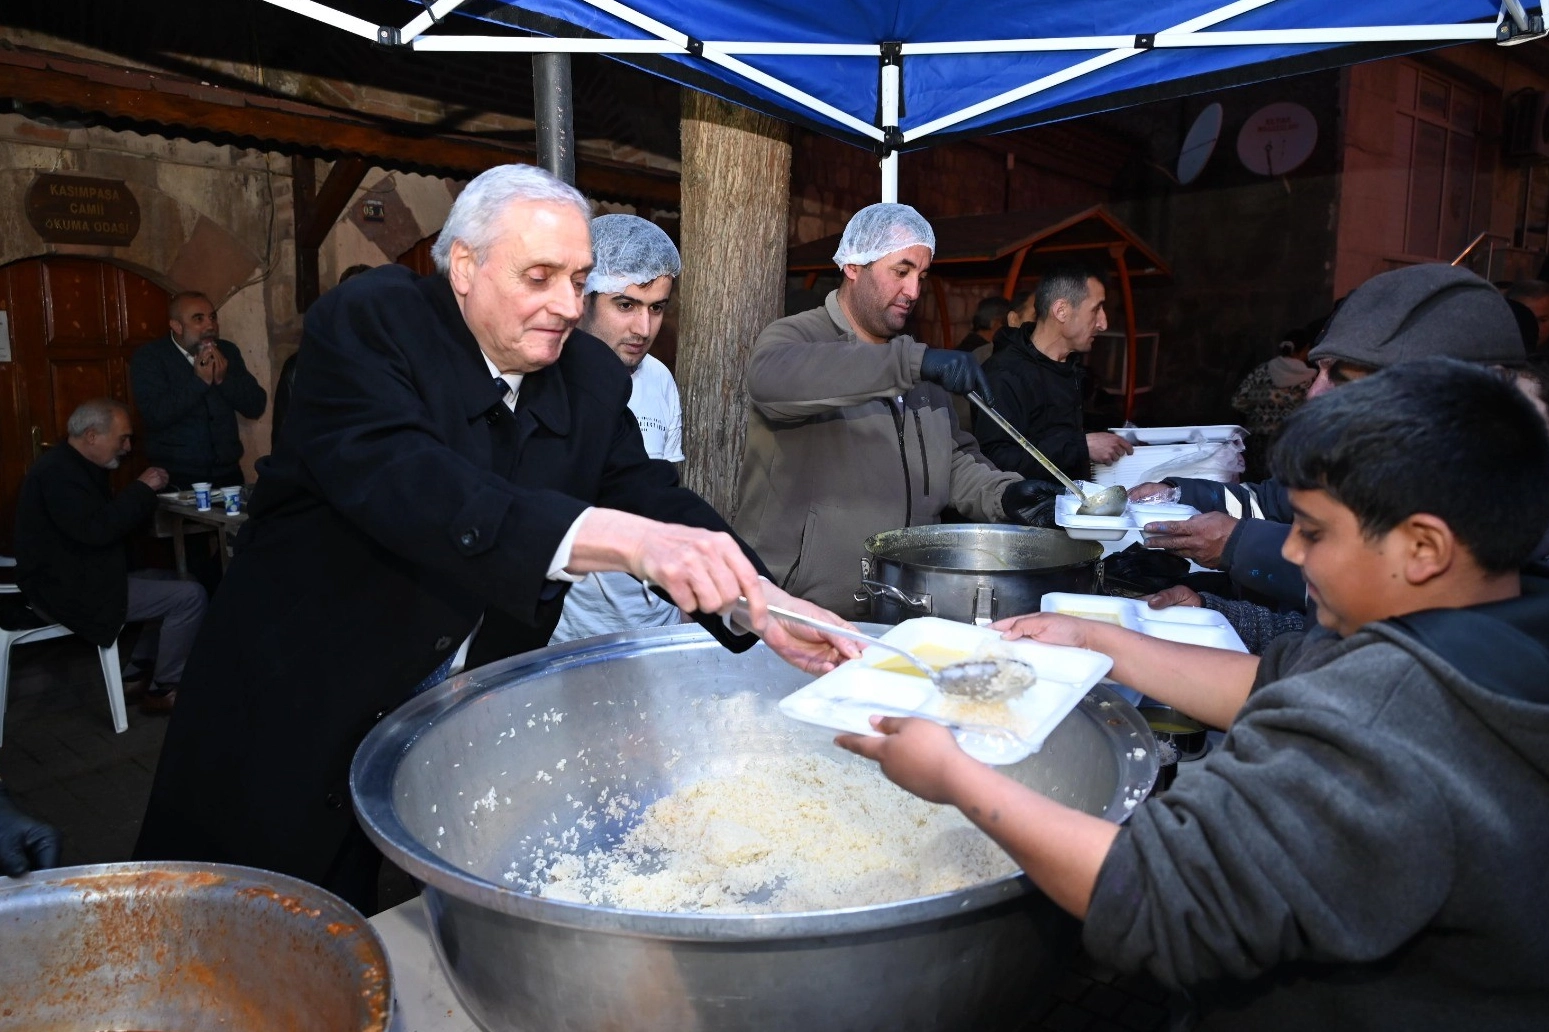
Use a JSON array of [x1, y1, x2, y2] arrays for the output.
[[731, 598, 1034, 701], [967, 392, 1129, 517]]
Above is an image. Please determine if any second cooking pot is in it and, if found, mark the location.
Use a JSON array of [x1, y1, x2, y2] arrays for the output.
[[860, 524, 1102, 625]]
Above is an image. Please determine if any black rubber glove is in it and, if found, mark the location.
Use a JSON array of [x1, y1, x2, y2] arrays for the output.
[[918, 348, 993, 403], [1001, 479, 1061, 528], [0, 783, 60, 877]]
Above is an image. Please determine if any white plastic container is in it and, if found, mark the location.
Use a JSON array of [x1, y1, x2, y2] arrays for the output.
[[1038, 592, 1247, 653], [779, 616, 1113, 763]]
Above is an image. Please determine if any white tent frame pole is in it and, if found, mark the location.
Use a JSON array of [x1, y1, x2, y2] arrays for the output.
[[400, 0, 472, 42], [575, 0, 884, 140], [412, 37, 680, 53], [904, 0, 1276, 143], [880, 60, 901, 202], [902, 24, 1498, 55], [256, 0, 379, 41]]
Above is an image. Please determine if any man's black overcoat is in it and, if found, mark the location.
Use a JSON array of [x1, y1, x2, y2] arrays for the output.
[[135, 265, 758, 886]]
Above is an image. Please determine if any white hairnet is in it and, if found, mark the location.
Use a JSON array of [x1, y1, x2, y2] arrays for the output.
[[832, 202, 936, 268], [585, 214, 682, 294]]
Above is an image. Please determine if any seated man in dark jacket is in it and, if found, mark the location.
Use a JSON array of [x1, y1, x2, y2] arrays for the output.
[[129, 292, 267, 490], [14, 399, 207, 713], [973, 262, 1132, 484]]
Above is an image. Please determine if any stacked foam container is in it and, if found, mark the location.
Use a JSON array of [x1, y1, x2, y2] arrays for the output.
[[1092, 425, 1247, 487]]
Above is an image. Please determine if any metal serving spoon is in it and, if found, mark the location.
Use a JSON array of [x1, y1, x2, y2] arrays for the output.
[[732, 598, 1034, 701], [967, 392, 1129, 517]]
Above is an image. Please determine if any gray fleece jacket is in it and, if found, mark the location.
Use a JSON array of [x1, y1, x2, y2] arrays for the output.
[[733, 292, 1018, 615], [1084, 576, 1549, 1030]]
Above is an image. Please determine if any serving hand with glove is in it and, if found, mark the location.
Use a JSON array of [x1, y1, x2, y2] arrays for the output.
[[918, 347, 994, 403], [1001, 479, 1062, 528]]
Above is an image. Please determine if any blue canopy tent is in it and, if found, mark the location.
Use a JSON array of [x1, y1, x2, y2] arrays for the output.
[[255, 0, 1544, 419], [261, 0, 1542, 200]]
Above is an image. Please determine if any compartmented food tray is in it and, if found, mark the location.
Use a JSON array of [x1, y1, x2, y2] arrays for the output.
[[1039, 592, 1247, 653], [779, 617, 1113, 764], [1053, 492, 1198, 543]]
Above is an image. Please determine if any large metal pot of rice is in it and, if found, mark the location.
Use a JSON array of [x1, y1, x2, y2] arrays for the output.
[[352, 625, 1156, 1032], [860, 524, 1102, 625], [0, 861, 391, 1031]]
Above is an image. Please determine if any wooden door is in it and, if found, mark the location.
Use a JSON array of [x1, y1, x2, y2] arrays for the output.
[[0, 257, 170, 552]]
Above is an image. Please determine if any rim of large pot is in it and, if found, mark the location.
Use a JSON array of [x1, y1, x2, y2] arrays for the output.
[[865, 523, 1103, 575], [352, 625, 1156, 943]]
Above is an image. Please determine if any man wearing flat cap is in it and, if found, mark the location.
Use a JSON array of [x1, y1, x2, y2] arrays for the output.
[[1133, 263, 1528, 610], [734, 202, 1052, 616]]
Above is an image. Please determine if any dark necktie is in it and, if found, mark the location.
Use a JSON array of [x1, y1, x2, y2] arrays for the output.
[[493, 376, 512, 403]]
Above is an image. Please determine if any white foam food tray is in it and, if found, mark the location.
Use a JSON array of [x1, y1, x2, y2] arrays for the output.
[[1054, 492, 1198, 542], [1039, 592, 1247, 653], [1092, 442, 1242, 488], [779, 616, 1113, 764], [1109, 425, 1246, 445]]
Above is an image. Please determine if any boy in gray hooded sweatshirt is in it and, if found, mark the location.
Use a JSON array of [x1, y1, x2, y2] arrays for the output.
[[840, 358, 1549, 1030]]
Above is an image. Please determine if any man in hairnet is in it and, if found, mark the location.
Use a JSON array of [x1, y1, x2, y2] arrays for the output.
[[734, 202, 1048, 615], [551, 214, 687, 642]]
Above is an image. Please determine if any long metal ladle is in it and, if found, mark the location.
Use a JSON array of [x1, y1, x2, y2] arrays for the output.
[[730, 599, 1033, 701], [967, 391, 1128, 517]]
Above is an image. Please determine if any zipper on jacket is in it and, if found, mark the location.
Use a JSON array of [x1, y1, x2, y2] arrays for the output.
[[913, 402, 931, 497], [891, 396, 913, 527]]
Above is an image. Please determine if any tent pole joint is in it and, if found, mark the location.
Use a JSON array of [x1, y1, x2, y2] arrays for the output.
[[418, 0, 443, 25], [875, 126, 905, 158], [1498, 1, 1546, 45], [685, 36, 704, 58], [880, 40, 903, 65], [1134, 33, 1155, 50], [376, 25, 402, 46]]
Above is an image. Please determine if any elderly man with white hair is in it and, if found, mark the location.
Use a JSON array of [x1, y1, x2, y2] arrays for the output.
[[552, 213, 688, 642], [135, 165, 858, 911], [734, 202, 1048, 615]]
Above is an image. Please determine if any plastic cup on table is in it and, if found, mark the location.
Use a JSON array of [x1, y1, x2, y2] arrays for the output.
[[193, 482, 212, 511], [223, 487, 242, 515]]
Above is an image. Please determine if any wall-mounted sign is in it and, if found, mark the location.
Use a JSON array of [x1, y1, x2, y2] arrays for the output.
[[1236, 102, 1318, 177], [24, 174, 141, 246]]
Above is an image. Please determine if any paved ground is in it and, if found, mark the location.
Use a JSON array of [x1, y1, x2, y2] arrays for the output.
[[0, 630, 1182, 1031]]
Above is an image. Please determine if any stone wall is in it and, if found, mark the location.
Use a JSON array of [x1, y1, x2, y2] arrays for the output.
[[0, 113, 286, 478]]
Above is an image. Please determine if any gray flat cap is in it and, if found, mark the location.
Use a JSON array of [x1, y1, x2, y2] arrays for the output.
[[1309, 264, 1526, 369]]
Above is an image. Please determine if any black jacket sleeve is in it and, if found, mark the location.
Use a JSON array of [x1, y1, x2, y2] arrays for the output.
[[214, 340, 268, 418], [1222, 519, 1307, 611]]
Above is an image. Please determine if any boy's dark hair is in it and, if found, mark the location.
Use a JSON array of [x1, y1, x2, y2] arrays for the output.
[[1034, 263, 1103, 325], [972, 296, 1014, 331], [1272, 357, 1549, 573]]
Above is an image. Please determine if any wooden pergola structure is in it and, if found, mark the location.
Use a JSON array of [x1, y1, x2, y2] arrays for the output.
[[787, 204, 1171, 419]]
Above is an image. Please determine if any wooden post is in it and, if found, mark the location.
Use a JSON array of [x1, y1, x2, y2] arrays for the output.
[[678, 93, 791, 520]]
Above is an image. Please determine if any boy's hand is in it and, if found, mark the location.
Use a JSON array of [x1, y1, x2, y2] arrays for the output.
[[991, 612, 1092, 650], [835, 716, 972, 804]]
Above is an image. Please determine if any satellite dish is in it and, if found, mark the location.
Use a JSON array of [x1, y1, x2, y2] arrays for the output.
[[1237, 102, 1318, 177], [1176, 103, 1222, 185]]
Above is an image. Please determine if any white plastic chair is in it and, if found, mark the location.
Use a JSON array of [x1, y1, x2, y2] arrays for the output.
[[0, 557, 126, 747]]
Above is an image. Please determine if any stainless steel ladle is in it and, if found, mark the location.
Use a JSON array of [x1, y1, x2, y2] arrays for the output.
[[968, 391, 1129, 517], [731, 599, 1034, 701]]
